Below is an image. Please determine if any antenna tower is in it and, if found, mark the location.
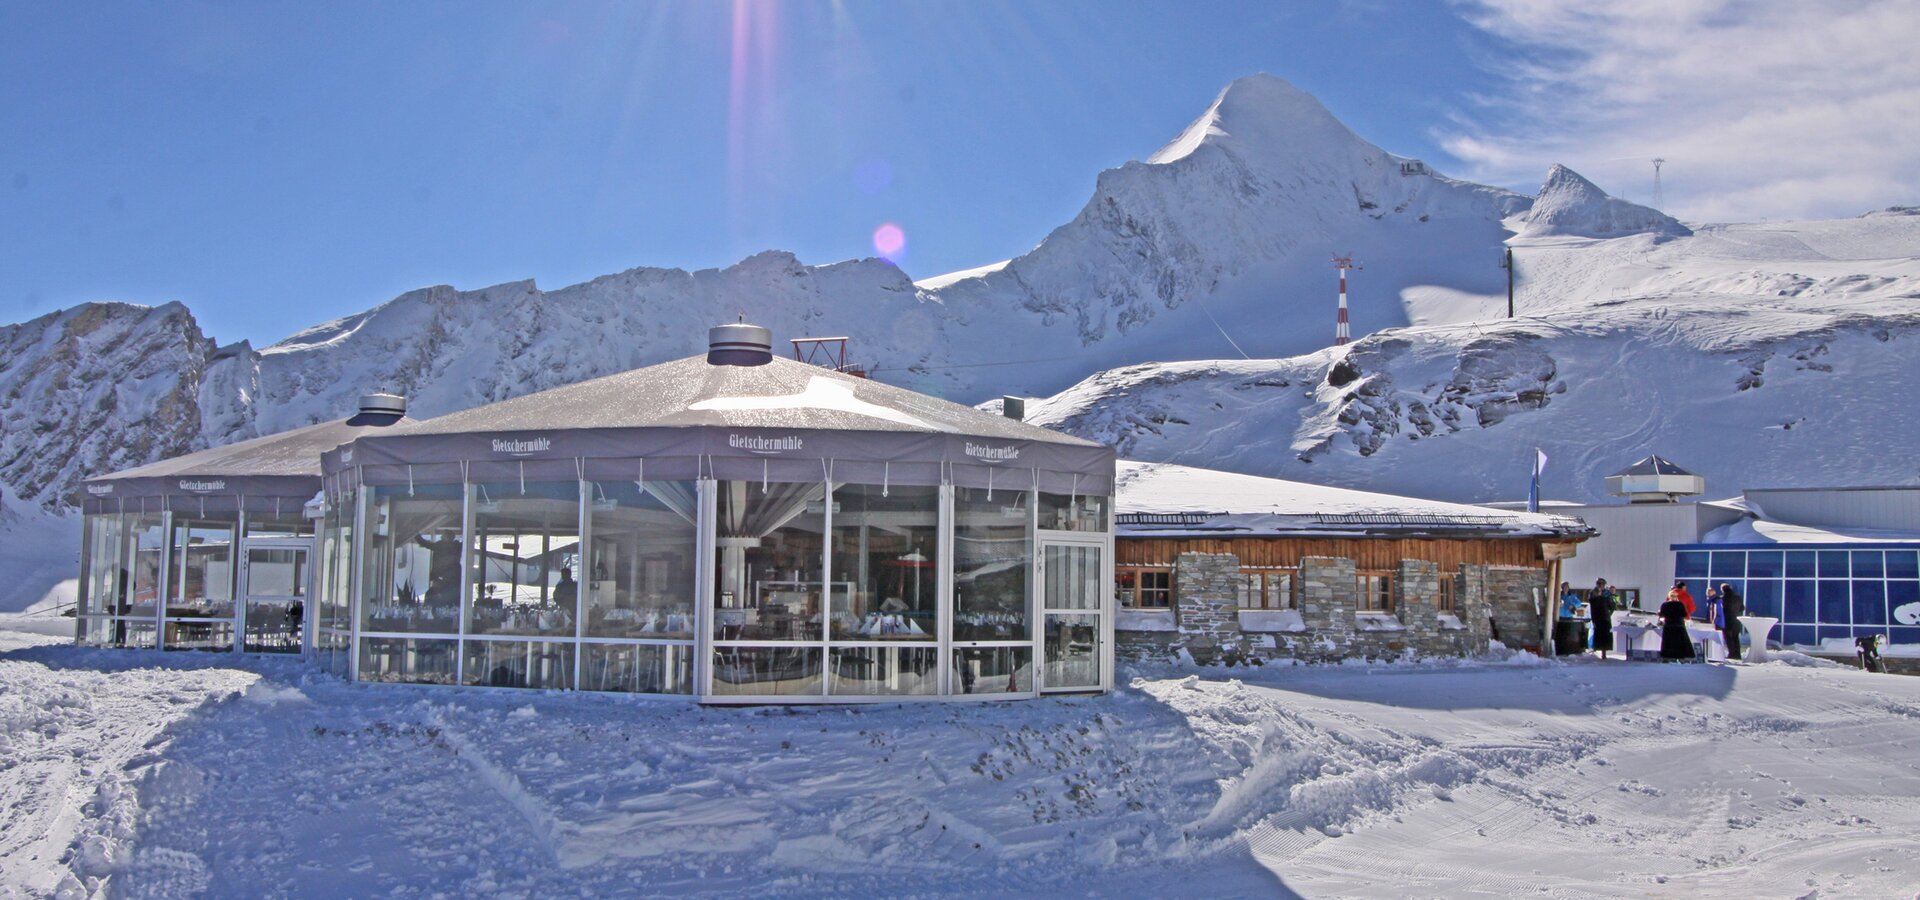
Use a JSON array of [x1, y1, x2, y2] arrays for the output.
[[1651, 157, 1666, 209], [1331, 255, 1361, 346]]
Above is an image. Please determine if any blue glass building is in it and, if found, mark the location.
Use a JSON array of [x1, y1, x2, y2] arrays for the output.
[[1671, 544, 1920, 647]]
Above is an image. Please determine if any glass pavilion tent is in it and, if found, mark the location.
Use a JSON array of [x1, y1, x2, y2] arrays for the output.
[[309, 324, 1116, 702], [75, 396, 412, 653]]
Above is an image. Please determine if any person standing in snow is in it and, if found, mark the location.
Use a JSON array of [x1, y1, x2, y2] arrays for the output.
[[1660, 581, 1696, 661], [1666, 581, 1696, 618], [1558, 583, 1583, 621], [1589, 579, 1617, 659], [1719, 582, 1745, 661]]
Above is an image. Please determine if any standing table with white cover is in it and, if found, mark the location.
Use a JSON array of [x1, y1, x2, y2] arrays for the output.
[[1612, 613, 1728, 661]]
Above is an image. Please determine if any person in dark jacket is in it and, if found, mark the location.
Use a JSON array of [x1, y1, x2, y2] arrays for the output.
[[1589, 578, 1617, 659], [1719, 582, 1744, 661], [1660, 581, 1696, 661]]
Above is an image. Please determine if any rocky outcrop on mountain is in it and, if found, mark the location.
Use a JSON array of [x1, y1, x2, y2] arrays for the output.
[[0, 303, 217, 509]]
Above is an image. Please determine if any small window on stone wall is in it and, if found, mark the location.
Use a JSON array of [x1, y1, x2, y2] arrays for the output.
[[1238, 568, 1298, 610], [1437, 574, 1460, 613], [1115, 567, 1173, 609], [1357, 571, 1394, 612]]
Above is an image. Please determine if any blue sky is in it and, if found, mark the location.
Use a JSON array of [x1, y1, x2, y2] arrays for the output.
[[3, 1, 1914, 345]]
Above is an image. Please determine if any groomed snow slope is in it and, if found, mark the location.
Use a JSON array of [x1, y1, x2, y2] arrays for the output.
[[1027, 214, 1920, 504]]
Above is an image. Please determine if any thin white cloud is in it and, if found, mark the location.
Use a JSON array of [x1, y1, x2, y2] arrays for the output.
[[1442, 0, 1920, 222]]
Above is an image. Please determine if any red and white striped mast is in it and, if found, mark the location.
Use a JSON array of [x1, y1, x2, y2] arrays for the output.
[[1332, 254, 1360, 345]]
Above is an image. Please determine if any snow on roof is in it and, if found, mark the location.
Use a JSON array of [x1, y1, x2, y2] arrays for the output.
[[389, 354, 1098, 445], [1609, 455, 1697, 478], [1701, 517, 1920, 545], [87, 412, 412, 494], [1114, 460, 1591, 539]]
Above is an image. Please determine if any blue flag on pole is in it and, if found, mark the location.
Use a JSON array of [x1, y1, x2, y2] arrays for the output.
[[1528, 448, 1547, 513]]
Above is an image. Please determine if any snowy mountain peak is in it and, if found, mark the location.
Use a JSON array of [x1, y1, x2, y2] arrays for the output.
[[1515, 164, 1690, 240], [1149, 73, 1363, 166]]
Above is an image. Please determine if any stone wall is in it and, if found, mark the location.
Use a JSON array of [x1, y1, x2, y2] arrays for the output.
[[1478, 564, 1551, 652], [1116, 550, 1537, 666]]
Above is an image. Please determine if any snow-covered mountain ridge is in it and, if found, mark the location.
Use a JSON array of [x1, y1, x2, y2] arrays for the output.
[[2, 74, 1545, 516], [1023, 212, 1920, 504]]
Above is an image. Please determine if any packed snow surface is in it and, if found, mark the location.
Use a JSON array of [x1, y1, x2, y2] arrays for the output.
[[4, 621, 1920, 897]]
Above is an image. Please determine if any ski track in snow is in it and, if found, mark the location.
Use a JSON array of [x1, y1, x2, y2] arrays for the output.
[[4, 623, 1920, 897]]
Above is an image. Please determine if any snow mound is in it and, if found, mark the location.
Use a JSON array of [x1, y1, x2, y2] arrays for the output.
[[1515, 164, 1691, 240]]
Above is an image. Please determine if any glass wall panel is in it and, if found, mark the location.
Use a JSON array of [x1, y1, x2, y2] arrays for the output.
[[462, 639, 575, 690], [1784, 624, 1816, 646], [79, 617, 116, 646], [359, 637, 457, 684], [1852, 581, 1888, 625], [828, 647, 938, 696], [952, 647, 1032, 695], [1674, 551, 1709, 579], [319, 493, 354, 645], [953, 487, 1030, 642], [581, 643, 694, 694], [245, 510, 315, 539], [829, 484, 937, 641], [1891, 581, 1920, 624], [114, 620, 159, 649], [711, 647, 823, 696], [1784, 580, 1816, 623], [82, 514, 125, 618], [243, 546, 307, 653], [1038, 492, 1108, 533], [1784, 551, 1816, 578], [713, 481, 827, 642], [584, 480, 696, 639], [1817, 551, 1850, 578], [362, 484, 464, 635], [1852, 551, 1885, 579], [128, 513, 167, 619], [1043, 545, 1103, 610], [1042, 613, 1101, 689], [1745, 579, 1783, 619], [1708, 552, 1746, 579], [469, 481, 581, 638], [1747, 551, 1784, 579], [1888, 552, 1919, 580], [1817, 580, 1851, 625], [164, 621, 233, 652], [169, 517, 238, 619]]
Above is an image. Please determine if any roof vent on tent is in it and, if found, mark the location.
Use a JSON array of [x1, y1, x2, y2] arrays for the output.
[[358, 392, 408, 417], [708, 322, 774, 366], [1604, 454, 1705, 503]]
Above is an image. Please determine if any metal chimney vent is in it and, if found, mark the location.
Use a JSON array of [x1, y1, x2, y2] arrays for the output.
[[358, 392, 407, 416], [708, 322, 774, 366]]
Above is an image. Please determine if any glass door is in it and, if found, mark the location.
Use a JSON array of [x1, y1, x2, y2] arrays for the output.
[[1038, 538, 1108, 692], [240, 542, 310, 653]]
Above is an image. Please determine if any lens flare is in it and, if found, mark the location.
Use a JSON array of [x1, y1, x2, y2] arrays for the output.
[[872, 222, 906, 262]]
